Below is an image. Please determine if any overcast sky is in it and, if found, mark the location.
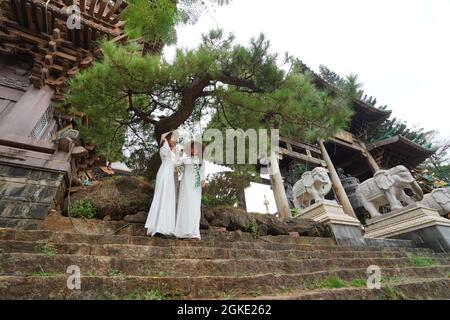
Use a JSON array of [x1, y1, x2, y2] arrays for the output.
[[166, 0, 450, 140], [165, 0, 450, 213]]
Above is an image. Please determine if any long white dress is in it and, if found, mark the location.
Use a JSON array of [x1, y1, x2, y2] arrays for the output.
[[174, 156, 205, 239], [145, 141, 177, 236]]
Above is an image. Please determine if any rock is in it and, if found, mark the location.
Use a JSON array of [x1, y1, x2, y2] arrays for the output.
[[200, 206, 331, 238], [103, 215, 111, 221], [199, 215, 209, 230], [289, 232, 300, 238], [123, 211, 147, 224], [67, 176, 153, 221], [257, 224, 268, 236]]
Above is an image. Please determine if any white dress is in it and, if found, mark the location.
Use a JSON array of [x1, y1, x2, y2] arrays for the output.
[[145, 141, 178, 236], [174, 156, 205, 239]]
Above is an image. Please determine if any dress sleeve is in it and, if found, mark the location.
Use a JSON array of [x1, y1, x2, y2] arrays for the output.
[[159, 142, 170, 160]]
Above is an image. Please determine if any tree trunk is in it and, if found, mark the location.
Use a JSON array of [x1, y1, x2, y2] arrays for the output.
[[145, 151, 162, 180]]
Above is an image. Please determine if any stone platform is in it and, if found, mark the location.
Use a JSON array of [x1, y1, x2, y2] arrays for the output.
[[364, 204, 450, 252], [299, 200, 365, 246]]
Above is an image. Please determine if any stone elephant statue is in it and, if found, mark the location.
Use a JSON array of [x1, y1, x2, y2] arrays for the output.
[[355, 165, 423, 219], [292, 167, 332, 209], [418, 188, 450, 216]]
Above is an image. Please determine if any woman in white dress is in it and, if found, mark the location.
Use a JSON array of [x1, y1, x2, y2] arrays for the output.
[[145, 130, 179, 237], [174, 141, 206, 240]]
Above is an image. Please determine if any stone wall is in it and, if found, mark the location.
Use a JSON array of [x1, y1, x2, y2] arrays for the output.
[[0, 164, 65, 229]]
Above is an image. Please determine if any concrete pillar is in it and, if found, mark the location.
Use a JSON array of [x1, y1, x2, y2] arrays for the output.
[[269, 150, 292, 219], [318, 139, 357, 218]]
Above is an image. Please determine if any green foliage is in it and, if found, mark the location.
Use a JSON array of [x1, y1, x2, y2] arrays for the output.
[[407, 254, 436, 267], [122, 0, 178, 45], [291, 208, 301, 218], [321, 275, 346, 289], [97, 289, 171, 300], [107, 269, 124, 277], [67, 31, 353, 175], [221, 292, 235, 300], [69, 198, 97, 219], [32, 265, 62, 277], [247, 217, 259, 239], [35, 243, 57, 256], [383, 286, 407, 300], [202, 170, 252, 207], [349, 278, 367, 288], [0, 248, 4, 255]]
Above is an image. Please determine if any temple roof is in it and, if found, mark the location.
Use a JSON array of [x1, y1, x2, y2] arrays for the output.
[[0, 0, 128, 100], [297, 62, 391, 137], [367, 135, 437, 169]]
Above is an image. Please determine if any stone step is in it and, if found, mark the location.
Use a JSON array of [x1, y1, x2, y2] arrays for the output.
[[2, 253, 449, 278], [1, 240, 447, 261], [245, 278, 450, 300], [0, 266, 449, 299], [0, 228, 434, 253]]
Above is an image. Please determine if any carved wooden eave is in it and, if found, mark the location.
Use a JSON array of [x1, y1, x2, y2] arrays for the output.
[[367, 135, 437, 169], [0, 0, 127, 101]]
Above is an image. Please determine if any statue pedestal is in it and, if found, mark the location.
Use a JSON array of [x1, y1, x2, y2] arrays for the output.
[[364, 204, 450, 252], [299, 200, 365, 246]]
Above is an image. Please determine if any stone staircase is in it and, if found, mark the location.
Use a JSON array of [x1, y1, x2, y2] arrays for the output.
[[0, 219, 449, 300]]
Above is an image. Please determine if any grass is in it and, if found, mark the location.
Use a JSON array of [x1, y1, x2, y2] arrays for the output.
[[251, 290, 262, 297], [274, 272, 283, 278], [407, 254, 436, 267], [221, 292, 235, 300], [315, 276, 368, 289], [87, 270, 98, 277], [383, 286, 407, 300], [287, 252, 296, 259], [32, 265, 62, 277], [35, 243, 57, 256], [281, 286, 292, 294], [97, 289, 171, 300], [321, 276, 346, 289], [158, 271, 168, 277], [107, 269, 124, 277], [349, 278, 367, 288]]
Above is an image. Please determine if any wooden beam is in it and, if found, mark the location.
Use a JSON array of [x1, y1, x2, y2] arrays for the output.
[[14, 0, 25, 25], [359, 141, 380, 172], [36, 6, 44, 32], [88, 0, 96, 16], [318, 139, 357, 218], [96, 0, 107, 19], [280, 136, 321, 154], [25, 2, 36, 31], [80, 0, 86, 12], [279, 147, 325, 167], [104, 0, 122, 21], [268, 151, 291, 219]]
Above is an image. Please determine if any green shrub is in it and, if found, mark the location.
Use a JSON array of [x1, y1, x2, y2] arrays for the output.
[[69, 198, 97, 219]]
